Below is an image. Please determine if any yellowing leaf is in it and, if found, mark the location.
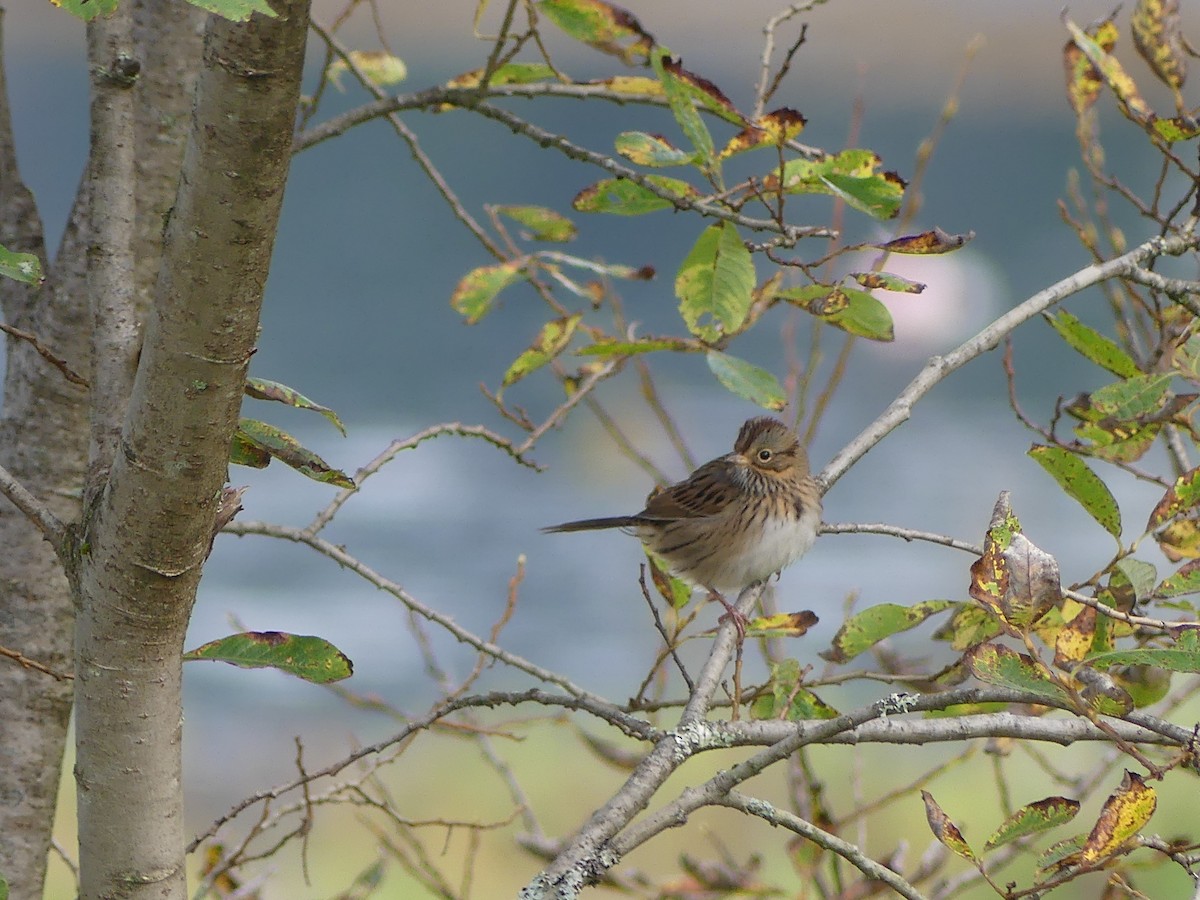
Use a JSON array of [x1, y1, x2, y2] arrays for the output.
[[328, 51, 407, 90], [450, 258, 528, 323], [876, 228, 974, 255], [1079, 771, 1157, 863], [501, 315, 582, 389], [538, 0, 654, 64], [1132, 0, 1187, 91], [446, 62, 556, 89], [494, 205, 577, 242], [720, 107, 807, 159], [1064, 16, 1155, 126], [613, 131, 695, 167], [921, 791, 979, 865], [849, 271, 925, 294], [1063, 16, 1118, 116], [1148, 466, 1200, 561]]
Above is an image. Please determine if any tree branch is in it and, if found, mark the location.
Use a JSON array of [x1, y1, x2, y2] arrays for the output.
[[85, 7, 140, 480], [820, 233, 1200, 490], [0, 461, 65, 548]]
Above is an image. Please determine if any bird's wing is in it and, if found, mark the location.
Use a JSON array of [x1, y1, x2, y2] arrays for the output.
[[637, 459, 737, 521]]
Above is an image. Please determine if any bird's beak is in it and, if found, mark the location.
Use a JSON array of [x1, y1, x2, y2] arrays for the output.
[[725, 452, 749, 467]]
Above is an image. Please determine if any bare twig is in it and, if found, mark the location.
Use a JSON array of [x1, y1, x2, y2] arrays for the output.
[[0, 461, 66, 547], [0, 322, 88, 387], [0, 644, 73, 680]]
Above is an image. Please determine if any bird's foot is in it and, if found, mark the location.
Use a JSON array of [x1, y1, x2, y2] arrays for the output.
[[710, 589, 747, 643]]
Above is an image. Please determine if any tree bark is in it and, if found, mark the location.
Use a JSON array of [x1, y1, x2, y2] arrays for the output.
[[0, 8, 90, 895], [71, 1, 311, 896]]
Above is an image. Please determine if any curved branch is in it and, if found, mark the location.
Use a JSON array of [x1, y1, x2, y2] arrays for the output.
[[820, 232, 1200, 491], [720, 791, 926, 900], [222, 520, 604, 702]]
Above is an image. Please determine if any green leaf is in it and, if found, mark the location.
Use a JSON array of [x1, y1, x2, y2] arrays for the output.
[[614, 131, 695, 167], [236, 419, 355, 488], [1155, 560, 1200, 599], [229, 430, 271, 468], [572, 175, 699, 215], [1028, 445, 1121, 539], [1037, 833, 1089, 877], [1088, 373, 1173, 420], [822, 600, 957, 663], [750, 659, 838, 720], [502, 315, 581, 389], [495, 205, 577, 242], [0, 871, 7, 900], [964, 642, 1071, 704], [676, 223, 754, 341], [450, 259, 527, 323], [184, 632, 352, 684], [537, 0, 653, 63], [0, 244, 43, 285], [778, 284, 894, 342], [1045, 311, 1139, 378], [245, 378, 346, 436], [182, 0, 276, 21], [821, 171, 906, 220], [578, 337, 694, 357], [983, 797, 1082, 852], [767, 149, 904, 220], [47, 0, 119, 20], [653, 52, 716, 172], [446, 62, 557, 89], [705, 351, 785, 410], [1115, 558, 1157, 604], [1087, 628, 1200, 672]]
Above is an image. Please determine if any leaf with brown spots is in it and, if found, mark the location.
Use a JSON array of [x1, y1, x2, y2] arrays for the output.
[[1079, 771, 1157, 864], [1132, 0, 1187, 91], [719, 108, 807, 158], [876, 227, 975, 254], [184, 632, 354, 684], [538, 0, 654, 64], [921, 791, 980, 866]]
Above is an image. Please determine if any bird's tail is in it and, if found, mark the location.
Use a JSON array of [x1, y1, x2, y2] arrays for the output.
[[541, 516, 640, 533]]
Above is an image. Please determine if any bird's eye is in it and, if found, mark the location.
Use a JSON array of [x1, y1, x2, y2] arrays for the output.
[[757, 448, 773, 462]]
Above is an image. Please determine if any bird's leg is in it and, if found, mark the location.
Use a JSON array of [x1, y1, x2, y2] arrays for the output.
[[709, 588, 747, 642]]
